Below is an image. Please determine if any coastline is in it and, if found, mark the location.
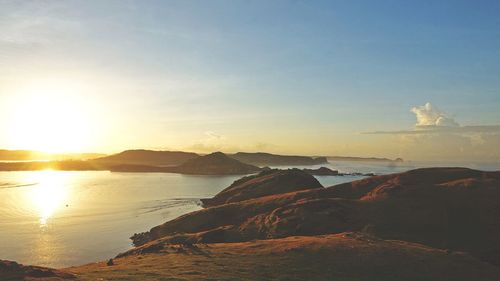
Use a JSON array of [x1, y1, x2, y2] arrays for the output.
[[2, 167, 500, 280]]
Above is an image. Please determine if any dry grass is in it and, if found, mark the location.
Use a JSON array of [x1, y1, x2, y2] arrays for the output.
[[19, 232, 499, 281]]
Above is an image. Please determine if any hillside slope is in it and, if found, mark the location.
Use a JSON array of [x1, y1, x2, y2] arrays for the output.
[[70, 233, 500, 281], [201, 169, 323, 207], [132, 167, 500, 266], [93, 150, 199, 166], [4, 233, 500, 281], [167, 152, 261, 175]]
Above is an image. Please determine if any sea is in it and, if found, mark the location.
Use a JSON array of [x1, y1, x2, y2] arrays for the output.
[[0, 160, 498, 268]]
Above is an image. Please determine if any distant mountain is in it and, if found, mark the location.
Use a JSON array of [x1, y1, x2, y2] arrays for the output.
[[0, 160, 107, 171], [328, 156, 403, 162], [0, 149, 105, 161], [230, 152, 328, 166], [93, 149, 199, 166], [167, 152, 261, 175]]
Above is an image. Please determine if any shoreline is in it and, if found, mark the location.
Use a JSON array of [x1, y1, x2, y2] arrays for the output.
[[2, 167, 500, 281]]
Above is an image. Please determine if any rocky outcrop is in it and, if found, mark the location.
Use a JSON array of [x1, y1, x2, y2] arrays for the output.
[[201, 169, 323, 207], [303, 167, 339, 175]]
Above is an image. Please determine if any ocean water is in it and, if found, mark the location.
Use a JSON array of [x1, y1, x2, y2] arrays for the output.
[[0, 171, 242, 268], [0, 160, 498, 268]]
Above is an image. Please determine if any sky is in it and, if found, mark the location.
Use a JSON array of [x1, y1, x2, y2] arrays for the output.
[[0, 0, 499, 162]]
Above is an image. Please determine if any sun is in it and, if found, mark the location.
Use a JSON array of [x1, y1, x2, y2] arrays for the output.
[[5, 80, 95, 153]]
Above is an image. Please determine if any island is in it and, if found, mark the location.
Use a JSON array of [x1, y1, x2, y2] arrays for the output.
[[328, 156, 404, 162], [92, 149, 199, 166], [229, 152, 328, 166], [0, 150, 372, 177]]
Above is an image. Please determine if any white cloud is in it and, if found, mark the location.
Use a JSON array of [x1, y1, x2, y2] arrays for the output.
[[364, 102, 500, 135], [364, 125, 500, 135], [186, 131, 279, 154], [361, 102, 500, 161], [411, 102, 459, 128]]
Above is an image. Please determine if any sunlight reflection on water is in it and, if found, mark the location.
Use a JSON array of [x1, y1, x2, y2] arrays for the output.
[[3, 160, 494, 267], [26, 170, 70, 226], [0, 171, 239, 267]]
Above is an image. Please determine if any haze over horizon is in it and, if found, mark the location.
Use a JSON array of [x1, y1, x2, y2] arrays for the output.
[[1, 0, 499, 162]]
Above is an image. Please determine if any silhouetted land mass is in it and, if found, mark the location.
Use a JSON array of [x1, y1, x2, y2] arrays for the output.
[[0, 260, 74, 280], [107, 164, 168, 173], [0, 149, 105, 161], [0, 160, 105, 171], [0, 149, 407, 169], [301, 167, 375, 176], [2, 167, 500, 281], [95, 150, 329, 167], [230, 152, 328, 166], [93, 149, 199, 166], [166, 152, 262, 175], [0, 156, 346, 177], [303, 166, 340, 175], [328, 156, 403, 162], [108, 152, 261, 175]]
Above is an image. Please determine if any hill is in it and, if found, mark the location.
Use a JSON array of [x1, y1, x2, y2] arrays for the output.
[[166, 152, 261, 175], [92, 149, 199, 166], [4, 232, 500, 281], [201, 169, 323, 207], [64, 232, 499, 281], [230, 152, 328, 166], [0, 259, 74, 280], [131, 167, 500, 266]]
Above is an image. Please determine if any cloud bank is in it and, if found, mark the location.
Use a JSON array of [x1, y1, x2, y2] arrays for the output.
[[364, 102, 500, 135], [361, 102, 500, 161]]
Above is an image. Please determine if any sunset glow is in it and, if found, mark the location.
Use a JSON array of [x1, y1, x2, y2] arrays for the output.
[[0, 0, 498, 161], [27, 170, 69, 226], [0, 1, 499, 277], [4, 80, 95, 153]]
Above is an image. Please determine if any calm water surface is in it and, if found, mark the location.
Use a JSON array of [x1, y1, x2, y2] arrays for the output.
[[1, 160, 498, 268], [0, 171, 243, 267]]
